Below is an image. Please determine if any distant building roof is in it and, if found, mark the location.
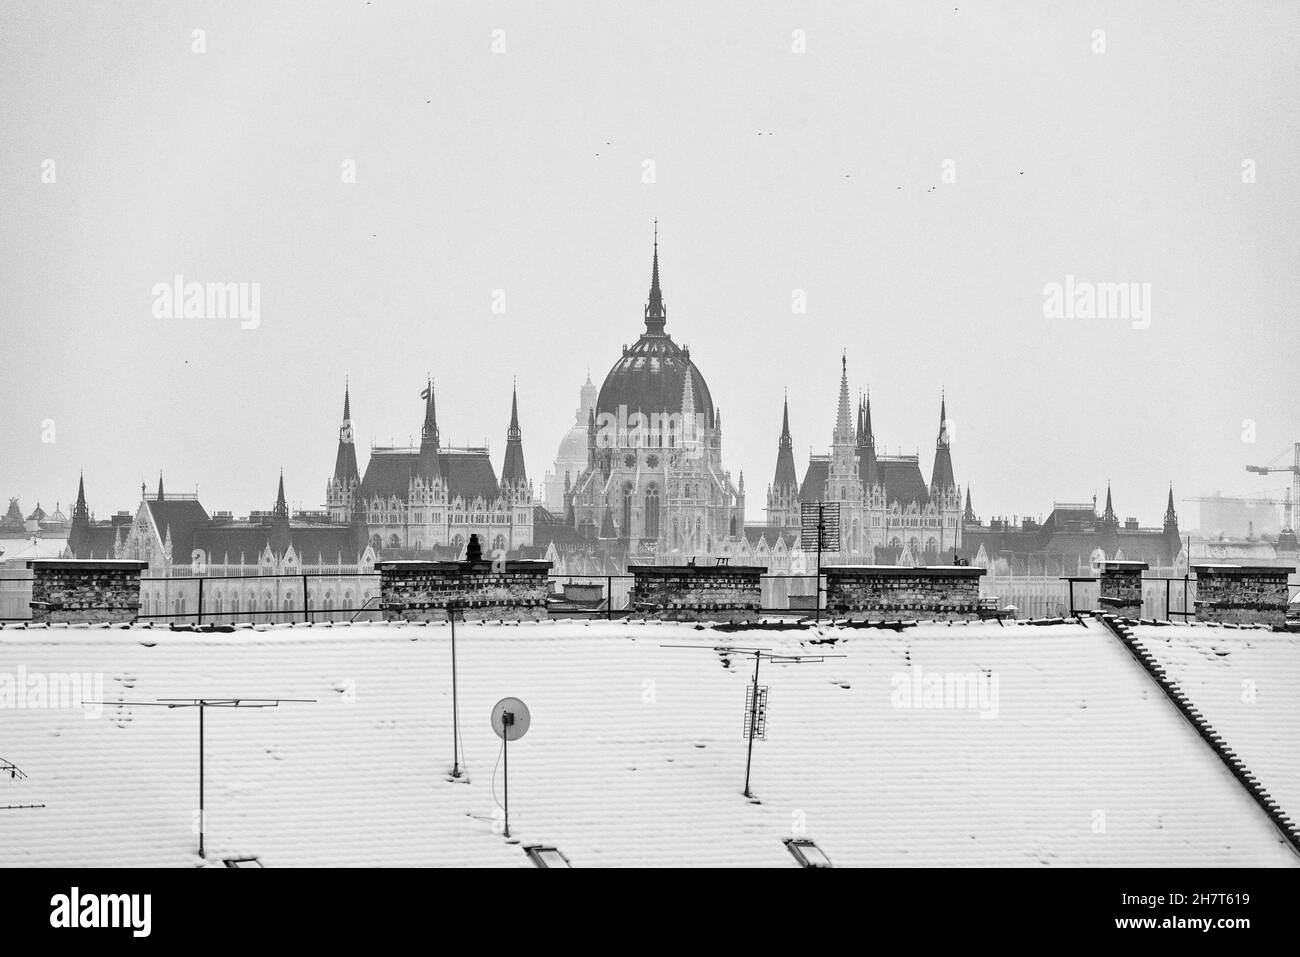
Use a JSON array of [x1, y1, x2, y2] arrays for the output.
[[361, 449, 500, 504], [799, 455, 930, 508]]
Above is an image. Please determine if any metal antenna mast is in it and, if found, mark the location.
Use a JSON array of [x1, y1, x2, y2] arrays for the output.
[[663, 644, 843, 798], [86, 697, 314, 858]]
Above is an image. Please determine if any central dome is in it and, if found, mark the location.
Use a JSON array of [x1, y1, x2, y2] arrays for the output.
[[597, 336, 715, 427], [595, 232, 715, 428]]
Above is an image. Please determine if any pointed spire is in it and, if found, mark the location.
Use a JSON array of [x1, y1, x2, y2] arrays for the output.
[[863, 388, 874, 447], [857, 387, 879, 489], [773, 397, 798, 491], [644, 220, 666, 334], [156, 472, 165, 502], [415, 377, 441, 482], [1164, 482, 1179, 532], [833, 353, 853, 446], [501, 380, 528, 490], [73, 472, 89, 522], [929, 393, 955, 495], [1102, 482, 1116, 522], [963, 486, 975, 522], [508, 379, 521, 439], [420, 377, 439, 450], [274, 470, 289, 520], [334, 379, 361, 487]]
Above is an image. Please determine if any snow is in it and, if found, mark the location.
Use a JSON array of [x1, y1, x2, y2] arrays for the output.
[[0, 618, 1293, 867], [1127, 622, 1300, 829]]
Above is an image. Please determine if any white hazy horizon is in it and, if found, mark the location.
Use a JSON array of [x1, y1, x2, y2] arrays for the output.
[[2, 1, 1298, 527]]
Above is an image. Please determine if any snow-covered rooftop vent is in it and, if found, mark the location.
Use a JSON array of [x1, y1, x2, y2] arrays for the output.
[[784, 837, 831, 868], [523, 845, 571, 868]]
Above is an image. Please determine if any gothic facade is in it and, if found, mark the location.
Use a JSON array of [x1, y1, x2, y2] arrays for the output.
[[766, 357, 964, 565], [327, 379, 534, 557]]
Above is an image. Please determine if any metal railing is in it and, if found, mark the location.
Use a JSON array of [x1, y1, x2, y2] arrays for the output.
[[1059, 575, 1197, 619], [9, 569, 1280, 626], [1, 571, 825, 624]]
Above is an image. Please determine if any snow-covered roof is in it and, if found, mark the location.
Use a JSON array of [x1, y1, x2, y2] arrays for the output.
[[1128, 622, 1300, 835], [0, 619, 1293, 867]]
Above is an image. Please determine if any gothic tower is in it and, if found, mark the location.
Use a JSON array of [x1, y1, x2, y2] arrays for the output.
[[327, 381, 361, 522], [766, 393, 800, 527]]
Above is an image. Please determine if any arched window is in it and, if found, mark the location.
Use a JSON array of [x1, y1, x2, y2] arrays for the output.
[[729, 515, 737, 538], [387, 534, 401, 549], [644, 485, 660, 539], [370, 534, 382, 552], [621, 483, 634, 537], [343, 591, 353, 610], [324, 591, 334, 610], [492, 534, 507, 553]]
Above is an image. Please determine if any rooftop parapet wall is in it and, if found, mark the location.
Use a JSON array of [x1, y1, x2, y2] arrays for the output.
[[27, 559, 148, 624], [376, 559, 553, 621], [1096, 560, 1147, 619], [824, 565, 986, 621], [1192, 564, 1294, 627], [629, 564, 764, 623]]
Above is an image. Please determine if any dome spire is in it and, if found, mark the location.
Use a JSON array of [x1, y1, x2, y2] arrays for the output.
[[644, 219, 666, 335]]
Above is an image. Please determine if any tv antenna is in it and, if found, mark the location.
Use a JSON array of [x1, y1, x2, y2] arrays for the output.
[[447, 600, 466, 779], [85, 697, 315, 857], [662, 645, 843, 798], [1, 757, 46, 811], [490, 697, 530, 839]]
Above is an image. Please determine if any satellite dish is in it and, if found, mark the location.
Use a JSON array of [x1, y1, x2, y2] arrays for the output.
[[490, 697, 530, 741]]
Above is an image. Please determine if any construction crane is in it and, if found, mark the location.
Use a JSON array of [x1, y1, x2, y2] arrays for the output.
[[1247, 442, 1300, 532]]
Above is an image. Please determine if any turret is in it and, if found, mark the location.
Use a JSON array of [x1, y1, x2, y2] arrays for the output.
[[501, 381, 529, 504], [929, 393, 956, 505], [328, 380, 362, 521], [856, 391, 879, 492], [1163, 483, 1179, 536], [416, 378, 441, 477], [1099, 482, 1118, 533], [767, 393, 800, 526]]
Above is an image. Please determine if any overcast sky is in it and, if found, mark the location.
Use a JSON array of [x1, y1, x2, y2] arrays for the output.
[[2, 1, 1298, 526]]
